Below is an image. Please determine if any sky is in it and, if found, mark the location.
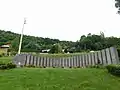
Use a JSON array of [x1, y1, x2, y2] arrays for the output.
[[0, 0, 120, 41]]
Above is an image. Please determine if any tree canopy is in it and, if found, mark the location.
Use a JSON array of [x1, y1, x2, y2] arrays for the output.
[[0, 30, 74, 53], [1, 30, 120, 53], [49, 43, 63, 54], [115, 0, 120, 13]]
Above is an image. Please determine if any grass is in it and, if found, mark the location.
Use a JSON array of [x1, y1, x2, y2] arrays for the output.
[[34, 53, 85, 58], [0, 68, 120, 90], [0, 56, 13, 64]]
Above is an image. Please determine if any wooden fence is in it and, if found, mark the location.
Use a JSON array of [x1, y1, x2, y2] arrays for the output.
[[13, 47, 120, 68]]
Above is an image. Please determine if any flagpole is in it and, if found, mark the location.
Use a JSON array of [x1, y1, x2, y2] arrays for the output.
[[18, 18, 26, 54]]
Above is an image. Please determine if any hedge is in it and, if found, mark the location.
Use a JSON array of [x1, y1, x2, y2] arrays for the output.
[[106, 65, 120, 76], [0, 62, 16, 70]]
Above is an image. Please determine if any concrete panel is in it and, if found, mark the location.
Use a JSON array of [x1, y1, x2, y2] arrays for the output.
[[66, 57, 69, 67], [46, 57, 49, 67], [106, 48, 112, 64], [13, 54, 27, 66], [60, 57, 62, 67], [110, 47, 120, 64], [63, 57, 65, 67], [30, 55, 34, 65], [101, 50, 107, 65], [76, 55, 79, 67], [37, 57, 40, 67], [39, 57, 41, 67], [52, 57, 55, 67], [82, 54, 85, 67], [71, 56, 74, 67], [33, 56, 37, 66], [68, 57, 71, 67], [55, 57, 59, 67], [63, 57, 66, 67], [97, 51, 103, 64], [85, 54, 88, 67], [57, 57, 60, 67], [40, 57, 44, 67], [88, 53, 91, 66], [91, 52, 95, 66], [73, 56, 77, 67], [26, 55, 30, 66], [94, 52, 98, 65], [49, 58, 52, 67], [79, 55, 82, 67]]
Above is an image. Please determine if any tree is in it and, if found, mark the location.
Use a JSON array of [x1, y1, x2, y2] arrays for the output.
[[0, 30, 73, 52], [115, 0, 120, 14], [64, 48, 68, 53], [49, 43, 63, 54], [11, 37, 20, 51]]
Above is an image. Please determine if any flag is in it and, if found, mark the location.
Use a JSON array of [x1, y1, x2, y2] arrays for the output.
[[24, 19, 26, 24]]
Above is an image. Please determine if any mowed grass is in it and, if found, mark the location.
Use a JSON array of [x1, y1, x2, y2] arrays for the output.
[[0, 68, 120, 90], [0, 56, 13, 64]]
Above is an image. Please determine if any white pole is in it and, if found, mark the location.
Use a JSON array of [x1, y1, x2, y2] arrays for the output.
[[18, 18, 26, 54]]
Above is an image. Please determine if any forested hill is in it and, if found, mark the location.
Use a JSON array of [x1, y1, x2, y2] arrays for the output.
[[1, 29, 120, 53], [0, 30, 75, 52]]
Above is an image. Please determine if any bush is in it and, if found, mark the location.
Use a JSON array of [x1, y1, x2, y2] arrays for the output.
[[7, 63, 16, 69], [89, 64, 104, 69], [0, 64, 7, 69], [0, 54, 2, 57], [117, 48, 120, 57], [0, 53, 5, 57], [26, 65, 35, 68], [0, 62, 16, 70], [106, 65, 120, 76]]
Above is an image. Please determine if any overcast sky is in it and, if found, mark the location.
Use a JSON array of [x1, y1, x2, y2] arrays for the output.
[[0, 0, 120, 41]]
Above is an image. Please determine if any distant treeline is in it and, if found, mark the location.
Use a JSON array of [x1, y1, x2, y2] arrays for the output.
[[0, 30, 120, 53]]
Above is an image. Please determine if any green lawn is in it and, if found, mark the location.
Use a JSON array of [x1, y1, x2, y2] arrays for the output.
[[0, 68, 120, 90], [0, 56, 13, 64]]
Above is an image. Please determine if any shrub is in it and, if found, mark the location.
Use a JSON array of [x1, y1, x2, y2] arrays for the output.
[[0, 62, 5, 65], [117, 48, 120, 57], [7, 63, 16, 69], [0, 54, 2, 57], [26, 65, 35, 68], [0, 62, 16, 70], [0, 64, 8, 70], [106, 65, 120, 76], [89, 64, 105, 69]]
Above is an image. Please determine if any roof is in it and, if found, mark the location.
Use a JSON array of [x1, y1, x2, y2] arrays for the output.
[[0, 45, 10, 48]]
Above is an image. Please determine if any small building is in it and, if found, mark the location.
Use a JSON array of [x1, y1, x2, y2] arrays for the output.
[[41, 49, 50, 53], [0, 44, 10, 56]]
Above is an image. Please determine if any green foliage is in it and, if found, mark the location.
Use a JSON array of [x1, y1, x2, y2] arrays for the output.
[[1, 30, 120, 53], [89, 64, 105, 69], [115, 0, 120, 14], [26, 65, 36, 68], [49, 43, 63, 54], [64, 48, 68, 53], [7, 63, 16, 69], [106, 65, 120, 76], [0, 62, 16, 70], [0, 54, 3, 57], [117, 48, 120, 57], [11, 37, 20, 51], [0, 30, 74, 53], [0, 64, 7, 69]]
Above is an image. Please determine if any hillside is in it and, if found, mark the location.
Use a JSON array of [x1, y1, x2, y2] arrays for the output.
[[0, 30, 75, 52], [1, 30, 120, 53]]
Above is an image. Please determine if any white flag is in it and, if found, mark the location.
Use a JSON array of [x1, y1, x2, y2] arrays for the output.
[[24, 19, 26, 24]]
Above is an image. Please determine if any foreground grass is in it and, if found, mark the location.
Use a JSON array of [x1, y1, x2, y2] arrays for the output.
[[0, 68, 120, 90], [0, 57, 13, 64]]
